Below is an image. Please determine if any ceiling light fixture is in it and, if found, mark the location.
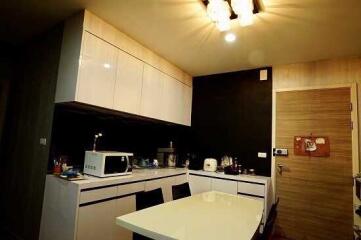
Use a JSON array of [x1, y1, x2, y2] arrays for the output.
[[207, 0, 231, 31], [225, 32, 236, 42], [203, 0, 262, 31]]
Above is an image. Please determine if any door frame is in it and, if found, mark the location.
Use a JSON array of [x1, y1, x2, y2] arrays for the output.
[[271, 83, 360, 225]]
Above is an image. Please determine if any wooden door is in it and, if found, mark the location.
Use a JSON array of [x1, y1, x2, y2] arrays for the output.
[[113, 50, 144, 114], [77, 32, 118, 108], [275, 88, 353, 240]]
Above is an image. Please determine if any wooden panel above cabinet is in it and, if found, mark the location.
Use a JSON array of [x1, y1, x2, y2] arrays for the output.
[[55, 10, 192, 126]]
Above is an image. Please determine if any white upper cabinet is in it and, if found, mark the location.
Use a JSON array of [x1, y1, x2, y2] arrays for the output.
[[77, 32, 118, 108], [55, 11, 192, 126], [183, 85, 192, 126], [140, 64, 164, 120], [162, 73, 184, 124], [113, 50, 144, 114]]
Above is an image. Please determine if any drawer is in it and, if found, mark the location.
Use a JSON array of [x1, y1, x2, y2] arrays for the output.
[[237, 182, 265, 198], [80, 186, 117, 204], [117, 182, 145, 196], [174, 174, 188, 185], [212, 178, 237, 195]]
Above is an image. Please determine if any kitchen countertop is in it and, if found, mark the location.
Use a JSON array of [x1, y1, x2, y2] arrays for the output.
[[58, 168, 187, 190], [188, 169, 270, 184], [49, 168, 270, 190], [116, 191, 264, 240]]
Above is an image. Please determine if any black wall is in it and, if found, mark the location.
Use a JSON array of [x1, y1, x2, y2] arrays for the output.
[[50, 104, 192, 170], [0, 42, 16, 237], [0, 25, 63, 240], [192, 68, 272, 176]]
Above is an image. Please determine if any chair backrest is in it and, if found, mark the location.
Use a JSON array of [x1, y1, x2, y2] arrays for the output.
[[136, 188, 164, 211], [259, 198, 279, 240], [172, 182, 191, 200]]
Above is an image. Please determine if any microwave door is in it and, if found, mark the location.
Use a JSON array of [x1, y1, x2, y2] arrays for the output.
[[104, 156, 128, 174]]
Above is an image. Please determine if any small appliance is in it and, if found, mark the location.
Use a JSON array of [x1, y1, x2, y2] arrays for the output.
[[203, 158, 218, 172], [83, 151, 133, 177]]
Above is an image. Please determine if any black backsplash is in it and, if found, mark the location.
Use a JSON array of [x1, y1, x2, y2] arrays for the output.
[[49, 104, 192, 171], [191, 68, 272, 176], [50, 67, 272, 176]]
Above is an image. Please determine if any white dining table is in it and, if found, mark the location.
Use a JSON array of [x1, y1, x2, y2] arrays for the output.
[[116, 191, 264, 240]]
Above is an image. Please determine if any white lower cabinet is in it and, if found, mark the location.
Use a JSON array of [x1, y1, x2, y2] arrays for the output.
[[212, 178, 237, 195], [77, 200, 117, 240], [188, 174, 212, 194], [112, 195, 136, 240]]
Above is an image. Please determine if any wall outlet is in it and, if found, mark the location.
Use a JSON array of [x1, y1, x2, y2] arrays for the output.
[[258, 152, 267, 158]]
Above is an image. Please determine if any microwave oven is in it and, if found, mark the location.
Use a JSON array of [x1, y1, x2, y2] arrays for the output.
[[83, 151, 133, 177]]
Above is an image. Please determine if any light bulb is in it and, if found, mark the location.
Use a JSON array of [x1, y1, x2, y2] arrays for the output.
[[231, 0, 254, 27], [225, 32, 236, 42], [207, 0, 231, 31]]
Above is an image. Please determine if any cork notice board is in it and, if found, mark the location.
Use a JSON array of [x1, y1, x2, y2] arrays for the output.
[[294, 136, 330, 157]]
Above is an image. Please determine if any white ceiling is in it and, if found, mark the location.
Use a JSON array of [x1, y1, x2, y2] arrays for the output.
[[1, 0, 361, 76]]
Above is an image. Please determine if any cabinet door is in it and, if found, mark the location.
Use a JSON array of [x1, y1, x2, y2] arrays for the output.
[[162, 74, 184, 124], [183, 85, 192, 126], [145, 177, 175, 202], [188, 175, 212, 195], [211, 178, 237, 195], [77, 200, 116, 240], [112, 195, 136, 240], [114, 50, 144, 114], [140, 64, 163, 119], [77, 32, 118, 108]]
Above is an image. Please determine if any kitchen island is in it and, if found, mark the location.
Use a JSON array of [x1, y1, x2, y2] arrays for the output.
[[39, 168, 187, 240]]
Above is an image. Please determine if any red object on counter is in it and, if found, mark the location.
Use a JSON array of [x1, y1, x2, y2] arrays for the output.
[[53, 164, 62, 175]]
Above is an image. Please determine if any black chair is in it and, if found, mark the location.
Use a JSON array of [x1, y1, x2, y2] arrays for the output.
[[133, 188, 165, 240], [258, 198, 279, 240], [172, 182, 191, 200]]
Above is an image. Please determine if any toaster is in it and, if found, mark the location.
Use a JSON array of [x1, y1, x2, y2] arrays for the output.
[[203, 158, 218, 172]]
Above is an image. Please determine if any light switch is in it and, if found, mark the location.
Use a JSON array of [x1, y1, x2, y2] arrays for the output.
[[40, 138, 47, 146], [258, 152, 267, 158]]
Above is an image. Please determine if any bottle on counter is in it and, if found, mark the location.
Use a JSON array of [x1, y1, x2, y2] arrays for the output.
[[167, 141, 176, 168]]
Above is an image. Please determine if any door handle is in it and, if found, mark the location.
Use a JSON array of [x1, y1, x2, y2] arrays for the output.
[[277, 164, 284, 175]]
